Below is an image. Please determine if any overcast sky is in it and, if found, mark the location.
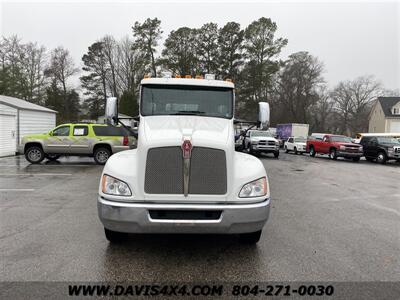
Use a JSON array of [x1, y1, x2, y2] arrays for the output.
[[1, 0, 399, 90]]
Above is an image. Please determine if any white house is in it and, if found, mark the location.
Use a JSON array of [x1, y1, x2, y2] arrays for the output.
[[0, 95, 57, 157], [368, 97, 400, 133]]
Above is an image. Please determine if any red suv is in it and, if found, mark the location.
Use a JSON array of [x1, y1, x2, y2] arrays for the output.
[[306, 134, 363, 162]]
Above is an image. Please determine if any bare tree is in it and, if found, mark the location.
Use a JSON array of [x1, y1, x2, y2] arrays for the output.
[[331, 75, 382, 135]]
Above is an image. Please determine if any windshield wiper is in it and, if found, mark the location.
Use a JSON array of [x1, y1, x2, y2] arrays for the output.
[[171, 111, 206, 115]]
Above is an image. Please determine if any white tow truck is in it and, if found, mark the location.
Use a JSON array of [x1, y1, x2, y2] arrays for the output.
[[97, 74, 271, 244]]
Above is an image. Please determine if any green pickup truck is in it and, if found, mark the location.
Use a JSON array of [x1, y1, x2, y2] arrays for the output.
[[19, 123, 136, 164]]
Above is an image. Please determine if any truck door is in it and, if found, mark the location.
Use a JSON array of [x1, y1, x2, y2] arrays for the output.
[[368, 137, 379, 157], [46, 125, 72, 154], [321, 136, 330, 153], [70, 125, 90, 154]]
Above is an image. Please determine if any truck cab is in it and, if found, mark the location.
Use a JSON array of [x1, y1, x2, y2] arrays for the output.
[[97, 75, 271, 244]]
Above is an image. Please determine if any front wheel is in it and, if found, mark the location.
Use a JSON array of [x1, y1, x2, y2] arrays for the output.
[[309, 146, 316, 157], [94, 147, 111, 165], [25, 146, 45, 164], [352, 157, 360, 162], [376, 152, 387, 164], [329, 149, 337, 160], [285, 146, 289, 153], [104, 228, 127, 243], [294, 147, 298, 155], [239, 230, 262, 244], [274, 151, 279, 158]]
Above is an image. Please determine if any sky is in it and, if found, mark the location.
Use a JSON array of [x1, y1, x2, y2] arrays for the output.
[[0, 0, 399, 90]]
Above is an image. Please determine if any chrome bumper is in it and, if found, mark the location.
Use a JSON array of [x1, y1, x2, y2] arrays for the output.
[[254, 145, 279, 152], [98, 197, 270, 234], [337, 151, 363, 157]]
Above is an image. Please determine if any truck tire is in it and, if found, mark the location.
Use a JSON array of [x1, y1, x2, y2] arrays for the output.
[[294, 147, 298, 155], [329, 148, 337, 160], [104, 228, 127, 243], [285, 146, 289, 153], [352, 157, 360, 162], [274, 151, 279, 158], [25, 146, 45, 164], [376, 152, 387, 164], [94, 147, 111, 165], [309, 146, 316, 157], [239, 230, 262, 244]]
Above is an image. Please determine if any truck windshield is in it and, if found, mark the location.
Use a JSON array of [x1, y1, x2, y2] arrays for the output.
[[331, 136, 352, 143], [252, 131, 272, 137], [294, 137, 306, 143], [141, 84, 233, 119]]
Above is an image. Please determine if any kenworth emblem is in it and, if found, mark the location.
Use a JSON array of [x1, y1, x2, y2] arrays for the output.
[[182, 139, 192, 196]]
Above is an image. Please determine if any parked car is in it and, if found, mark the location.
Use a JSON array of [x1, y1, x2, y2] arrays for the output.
[[359, 135, 400, 164], [19, 123, 136, 164], [306, 134, 363, 161], [276, 123, 309, 147], [244, 130, 280, 158], [284, 136, 307, 154]]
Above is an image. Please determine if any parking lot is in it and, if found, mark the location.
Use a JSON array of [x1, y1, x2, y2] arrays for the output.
[[0, 152, 399, 282]]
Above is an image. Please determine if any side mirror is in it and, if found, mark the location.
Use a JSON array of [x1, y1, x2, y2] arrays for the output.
[[49, 131, 53, 136], [258, 102, 270, 125], [105, 97, 118, 125]]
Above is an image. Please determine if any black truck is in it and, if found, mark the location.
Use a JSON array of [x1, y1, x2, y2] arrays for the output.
[[359, 135, 400, 164]]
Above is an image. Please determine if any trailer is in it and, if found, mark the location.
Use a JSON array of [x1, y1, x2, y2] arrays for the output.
[[277, 123, 309, 141]]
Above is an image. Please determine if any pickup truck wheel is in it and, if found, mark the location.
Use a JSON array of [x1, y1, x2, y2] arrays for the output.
[[94, 147, 111, 165], [25, 146, 45, 164], [352, 157, 360, 162], [309, 146, 316, 157], [329, 149, 337, 160], [239, 230, 262, 244], [294, 147, 298, 155], [274, 151, 279, 158], [285, 146, 289, 153], [46, 154, 61, 161], [104, 228, 127, 243], [377, 152, 387, 164]]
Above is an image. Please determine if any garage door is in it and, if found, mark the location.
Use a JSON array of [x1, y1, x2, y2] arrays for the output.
[[0, 114, 17, 157], [390, 120, 400, 133]]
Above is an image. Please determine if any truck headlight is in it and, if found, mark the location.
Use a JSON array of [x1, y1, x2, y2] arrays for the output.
[[239, 177, 267, 198], [251, 141, 258, 144], [340, 145, 345, 150], [275, 141, 279, 146], [359, 146, 363, 151], [101, 174, 132, 196]]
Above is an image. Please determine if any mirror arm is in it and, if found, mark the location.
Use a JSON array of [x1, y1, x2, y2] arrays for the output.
[[116, 118, 138, 139]]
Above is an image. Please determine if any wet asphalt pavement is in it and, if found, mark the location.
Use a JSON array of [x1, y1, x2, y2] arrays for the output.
[[0, 152, 399, 282]]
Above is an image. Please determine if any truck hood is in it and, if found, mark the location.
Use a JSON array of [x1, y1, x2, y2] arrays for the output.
[[22, 133, 49, 140], [141, 115, 232, 147]]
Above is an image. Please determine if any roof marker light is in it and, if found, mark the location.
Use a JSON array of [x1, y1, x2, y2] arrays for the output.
[[205, 74, 215, 80], [162, 71, 172, 78]]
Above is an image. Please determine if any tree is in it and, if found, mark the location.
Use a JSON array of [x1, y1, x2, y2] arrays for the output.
[[217, 22, 244, 81], [331, 75, 382, 135], [196, 23, 219, 74], [0, 36, 47, 103], [161, 27, 200, 76], [237, 17, 288, 119], [119, 90, 139, 117], [45, 46, 80, 121], [132, 18, 162, 76], [275, 51, 325, 124], [80, 41, 109, 119]]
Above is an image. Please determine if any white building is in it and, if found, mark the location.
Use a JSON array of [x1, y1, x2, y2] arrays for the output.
[[0, 95, 57, 157]]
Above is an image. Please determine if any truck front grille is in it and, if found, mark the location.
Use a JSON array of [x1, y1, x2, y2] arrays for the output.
[[145, 146, 227, 195]]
